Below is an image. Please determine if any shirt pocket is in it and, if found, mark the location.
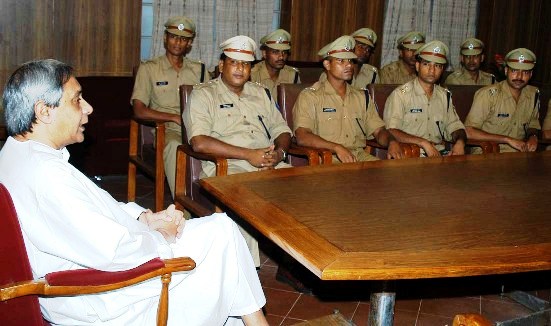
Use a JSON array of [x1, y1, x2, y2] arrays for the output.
[[152, 82, 176, 108], [213, 105, 242, 135], [317, 109, 340, 139], [403, 109, 424, 129]]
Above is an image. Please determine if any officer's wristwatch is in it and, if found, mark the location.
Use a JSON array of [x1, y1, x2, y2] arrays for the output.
[[279, 148, 287, 162]]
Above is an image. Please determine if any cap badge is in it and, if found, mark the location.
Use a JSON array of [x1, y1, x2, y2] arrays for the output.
[[518, 54, 525, 63], [344, 42, 351, 51], [177, 24, 185, 31], [240, 42, 247, 50], [413, 36, 418, 43], [433, 46, 441, 54], [277, 36, 284, 43], [468, 43, 474, 50]]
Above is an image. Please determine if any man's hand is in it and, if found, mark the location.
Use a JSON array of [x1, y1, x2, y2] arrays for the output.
[[334, 145, 356, 163], [386, 140, 404, 159], [449, 139, 465, 156], [420, 140, 442, 157], [139, 204, 185, 243], [507, 137, 528, 152], [247, 145, 279, 169], [526, 135, 538, 152]]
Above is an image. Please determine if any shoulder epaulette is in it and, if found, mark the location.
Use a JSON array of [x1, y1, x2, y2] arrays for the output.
[[488, 87, 498, 96], [399, 84, 410, 93]]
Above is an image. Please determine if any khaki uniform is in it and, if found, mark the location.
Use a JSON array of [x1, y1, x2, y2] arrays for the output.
[[379, 60, 416, 85], [293, 80, 384, 162], [131, 55, 209, 197], [183, 77, 291, 266], [465, 80, 541, 153], [319, 64, 379, 90], [384, 78, 465, 151], [444, 68, 495, 86], [250, 61, 300, 98]]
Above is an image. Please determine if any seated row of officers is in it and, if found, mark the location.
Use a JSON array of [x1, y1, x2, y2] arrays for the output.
[[132, 16, 549, 268]]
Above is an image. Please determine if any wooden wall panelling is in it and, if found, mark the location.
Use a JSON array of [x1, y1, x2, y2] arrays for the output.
[[281, 0, 385, 65]]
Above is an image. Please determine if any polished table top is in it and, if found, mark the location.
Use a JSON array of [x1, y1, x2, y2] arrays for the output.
[[201, 152, 551, 281]]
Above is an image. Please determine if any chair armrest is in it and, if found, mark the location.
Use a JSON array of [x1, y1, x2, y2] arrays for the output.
[[288, 144, 330, 165], [177, 144, 228, 176], [0, 257, 195, 300], [466, 140, 500, 153], [131, 115, 171, 127], [365, 140, 418, 158]]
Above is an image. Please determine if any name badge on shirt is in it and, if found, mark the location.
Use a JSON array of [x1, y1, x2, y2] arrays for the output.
[[497, 113, 510, 118], [156, 81, 168, 86], [410, 108, 423, 113], [322, 108, 336, 112], [219, 103, 234, 109]]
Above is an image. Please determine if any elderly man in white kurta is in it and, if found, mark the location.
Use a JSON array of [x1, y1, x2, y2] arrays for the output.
[[0, 59, 268, 326]]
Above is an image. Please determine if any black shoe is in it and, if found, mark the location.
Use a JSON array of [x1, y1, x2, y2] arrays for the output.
[[276, 266, 313, 294]]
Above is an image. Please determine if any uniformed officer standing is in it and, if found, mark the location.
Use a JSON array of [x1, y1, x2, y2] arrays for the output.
[[444, 38, 495, 86], [384, 40, 467, 157], [465, 48, 540, 153], [250, 29, 300, 99], [379, 31, 425, 84], [183, 35, 292, 267], [293, 36, 403, 163], [131, 16, 209, 198]]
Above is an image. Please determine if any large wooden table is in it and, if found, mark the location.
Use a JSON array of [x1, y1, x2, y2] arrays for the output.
[[201, 152, 551, 324]]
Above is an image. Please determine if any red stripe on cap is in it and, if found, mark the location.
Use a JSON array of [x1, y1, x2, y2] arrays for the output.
[[327, 49, 353, 55], [265, 40, 290, 45], [224, 48, 254, 55], [507, 59, 535, 64], [461, 46, 483, 50], [420, 51, 447, 59], [354, 36, 372, 43], [166, 25, 194, 35]]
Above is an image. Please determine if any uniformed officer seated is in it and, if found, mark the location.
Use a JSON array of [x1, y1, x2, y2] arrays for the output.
[[131, 16, 209, 198], [465, 48, 541, 153], [384, 40, 467, 157], [319, 28, 380, 89], [293, 35, 403, 163], [379, 31, 425, 84], [182, 35, 292, 268], [250, 29, 300, 98], [444, 37, 495, 86]]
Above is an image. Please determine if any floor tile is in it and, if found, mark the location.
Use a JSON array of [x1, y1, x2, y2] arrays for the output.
[[481, 297, 534, 323], [416, 312, 453, 326], [286, 293, 359, 321], [265, 313, 285, 325], [263, 287, 301, 317], [420, 296, 480, 318]]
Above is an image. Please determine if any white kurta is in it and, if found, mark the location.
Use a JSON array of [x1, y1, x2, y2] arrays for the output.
[[0, 137, 265, 325]]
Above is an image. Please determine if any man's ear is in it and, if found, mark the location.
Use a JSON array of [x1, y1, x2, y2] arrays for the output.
[[415, 61, 420, 73], [34, 100, 54, 124], [322, 59, 330, 71], [218, 59, 224, 74], [261, 49, 267, 60]]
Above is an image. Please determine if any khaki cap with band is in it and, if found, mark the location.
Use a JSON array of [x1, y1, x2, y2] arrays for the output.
[[260, 29, 291, 50], [505, 48, 536, 70], [397, 31, 425, 50], [164, 16, 195, 38], [460, 38, 484, 56], [317, 35, 357, 60], [351, 28, 377, 48], [220, 35, 257, 62], [415, 40, 449, 64]]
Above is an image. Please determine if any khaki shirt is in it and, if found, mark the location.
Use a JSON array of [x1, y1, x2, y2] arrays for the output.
[[293, 80, 384, 151], [444, 68, 495, 86], [131, 55, 209, 132], [384, 78, 465, 144], [379, 60, 416, 85], [543, 100, 551, 131], [465, 81, 541, 145], [250, 61, 300, 99], [319, 63, 379, 90], [183, 77, 292, 177]]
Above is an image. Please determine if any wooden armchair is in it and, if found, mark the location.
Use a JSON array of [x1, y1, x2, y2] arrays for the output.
[[174, 85, 227, 217], [0, 183, 195, 326]]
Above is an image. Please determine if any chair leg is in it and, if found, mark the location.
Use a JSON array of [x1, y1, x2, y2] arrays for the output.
[[157, 273, 171, 326]]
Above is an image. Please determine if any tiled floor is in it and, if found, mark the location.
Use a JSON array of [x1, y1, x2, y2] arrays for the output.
[[101, 174, 551, 326]]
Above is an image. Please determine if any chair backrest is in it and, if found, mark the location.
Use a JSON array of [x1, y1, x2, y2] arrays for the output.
[[0, 184, 46, 325], [277, 83, 311, 130], [368, 84, 400, 119], [446, 85, 484, 122], [179, 85, 216, 212]]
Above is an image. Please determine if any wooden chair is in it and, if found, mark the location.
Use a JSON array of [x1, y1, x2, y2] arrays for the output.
[[0, 183, 195, 326], [127, 66, 167, 212], [277, 83, 331, 165], [174, 85, 227, 217]]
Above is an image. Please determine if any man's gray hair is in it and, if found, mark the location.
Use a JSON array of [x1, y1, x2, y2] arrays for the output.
[[3, 59, 74, 136]]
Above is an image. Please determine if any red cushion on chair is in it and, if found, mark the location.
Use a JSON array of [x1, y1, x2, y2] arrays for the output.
[[0, 184, 46, 325], [45, 258, 165, 286]]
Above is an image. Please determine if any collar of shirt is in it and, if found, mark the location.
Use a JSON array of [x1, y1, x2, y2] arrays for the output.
[[159, 55, 188, 73], [215, 76, 255, 101], [320, 79, 353, 98]]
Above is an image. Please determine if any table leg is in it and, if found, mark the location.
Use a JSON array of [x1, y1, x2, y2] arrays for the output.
[[368, 282, 396, 326]]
